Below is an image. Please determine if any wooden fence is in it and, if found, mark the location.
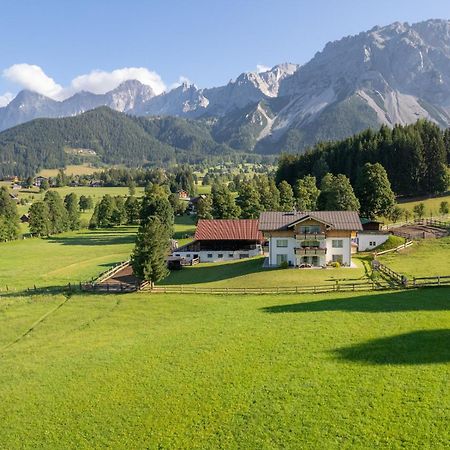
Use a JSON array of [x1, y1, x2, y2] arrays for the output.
[[372, 260, 407, 286], [147, 280, 392, 295], [94, 260, 131, 284], [412, 275, 450, 287], [374, 240, 414, 257]]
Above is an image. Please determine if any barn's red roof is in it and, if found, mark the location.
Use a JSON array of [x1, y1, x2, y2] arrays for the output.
[[194, 219, 264, 241]]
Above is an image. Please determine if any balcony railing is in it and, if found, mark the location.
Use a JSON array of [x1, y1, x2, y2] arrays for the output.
[[295, 232, 326, 240], [294, 247, 327, 256]]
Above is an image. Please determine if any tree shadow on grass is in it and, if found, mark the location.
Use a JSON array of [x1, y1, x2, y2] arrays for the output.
[[335, 329, 450, 365], [161, 257, 269, 285], [47, 233, 136, 246], [261, 289, 450, 313]]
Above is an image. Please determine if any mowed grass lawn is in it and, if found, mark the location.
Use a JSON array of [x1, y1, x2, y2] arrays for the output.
[[0, 289, 449, 448], [0, 227, 137, 291], [160, 255, 372, 288], [379, 236, 450, 279]]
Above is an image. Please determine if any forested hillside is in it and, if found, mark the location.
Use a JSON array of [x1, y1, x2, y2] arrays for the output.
[[0, 107, 244, 178], [276, 120, 450, 197]]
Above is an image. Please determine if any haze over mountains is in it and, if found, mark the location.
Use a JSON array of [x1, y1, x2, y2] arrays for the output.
[[1, 19, 450, 155]]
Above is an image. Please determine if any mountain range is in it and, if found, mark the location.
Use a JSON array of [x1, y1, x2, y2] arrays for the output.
[[1, 18, 450, 174]]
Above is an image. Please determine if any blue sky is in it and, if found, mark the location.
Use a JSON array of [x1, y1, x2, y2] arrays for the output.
[[0, 0, 449, 103]]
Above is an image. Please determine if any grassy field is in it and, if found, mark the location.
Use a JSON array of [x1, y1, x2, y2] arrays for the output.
[[395, 192, 450, 217], [379, 236, 450, 279], [0, 227, 137, 291], [0, 214, 449, 447], [160, 255, 372, 288], [0, 289, 449, 448], [38, 164, 100, 177]]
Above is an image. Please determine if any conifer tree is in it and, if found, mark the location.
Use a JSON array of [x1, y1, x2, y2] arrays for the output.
[[0, 186, 19, 241], [131, 216, 170, 286], [29, 201, 50, 236], [64, 193, 80, 230], [196, 195, 213, 220], [295, 175, 320, 211], [44, 191, 68, 234], [236, 180, 262, 218], [125, 196, 141, 224], [211, 183, 240, 219], [278, 180, 295, 211]]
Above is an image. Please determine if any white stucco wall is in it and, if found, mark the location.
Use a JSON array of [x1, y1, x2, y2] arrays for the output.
[[267, 236, 356, 267], [173, 247, 262, 263], [269, 237, 297, 266], [325, 237, 352, 265], [357, 232, 389, 252]]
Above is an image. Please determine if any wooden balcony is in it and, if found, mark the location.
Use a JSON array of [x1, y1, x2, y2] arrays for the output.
[[295, 232, 326, 240], [294, 247, 327, 256]]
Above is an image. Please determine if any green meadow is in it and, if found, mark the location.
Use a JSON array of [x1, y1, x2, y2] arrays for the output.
[[0, 289, 449, 448], [0, 214, 449, 448]]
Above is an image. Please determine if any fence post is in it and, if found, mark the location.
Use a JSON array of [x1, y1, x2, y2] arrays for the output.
[[438, 276, 440, 286]]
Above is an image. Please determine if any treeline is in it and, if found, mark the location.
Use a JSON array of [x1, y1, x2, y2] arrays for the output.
[[276, 120, 450, 197], [28, 192, 88, 236], [195, 165, 397, 221]]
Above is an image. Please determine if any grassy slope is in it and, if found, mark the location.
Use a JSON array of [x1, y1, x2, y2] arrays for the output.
[[379, 236, 450, 279], [397, 193, 450, 217], [0, 290, 449, 448]]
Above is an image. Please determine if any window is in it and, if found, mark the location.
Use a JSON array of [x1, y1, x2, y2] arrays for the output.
[[186, 254, 191, 257], [332, 255, 343, 263], [300, 225, 321, 234], [207, 253, 213, 258], [239, 253, 249, 259], [276, 254, 288, 265], [301, 240, 320, 248], [228, 253, 233, 258], [218, 253, 223, 258], [369, 241, 376, 247], [332, 240, 343, 248], [174, 254, 180, 257], [276, 239, 288, 248]]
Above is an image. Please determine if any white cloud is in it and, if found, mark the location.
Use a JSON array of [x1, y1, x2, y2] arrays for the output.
[[2, 64, 167, 101], [0, 92, 14, 107], [3, 64, 63, 98], [68, 67, 166, 97], [256, 64, 271, 74], [169, 75, 191, 90]]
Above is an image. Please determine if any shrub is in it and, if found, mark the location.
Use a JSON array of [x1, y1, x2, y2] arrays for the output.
[[279, 261, 289, 269]]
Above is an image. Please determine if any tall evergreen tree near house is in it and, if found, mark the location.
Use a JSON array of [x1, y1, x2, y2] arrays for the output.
[[295, 175, 320, 211], [278, 180, 295, 211], [211, 183, 241, 219], [44, 191, 68, 234], [355, 163, 396, 220], [95, 195, 116, 228], [255, 176, 280, 211], [236, 180, 262, 219], [28, 201, 50, 236], [196, 195, 213, 221], [140, 184, 174, 234], [131, 216, 170, 286], [64, 193, 80, 230], [0, 186, 19, 241], [318, 173, 360, 211]]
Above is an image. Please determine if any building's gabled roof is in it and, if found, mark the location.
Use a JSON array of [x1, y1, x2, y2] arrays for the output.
[[259, 211, 363, 231], [195, 219, 264, 241]]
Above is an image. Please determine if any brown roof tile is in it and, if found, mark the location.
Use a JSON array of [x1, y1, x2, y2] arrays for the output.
[[258, 211, 363, 231], [195, 219, 264, 241]]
